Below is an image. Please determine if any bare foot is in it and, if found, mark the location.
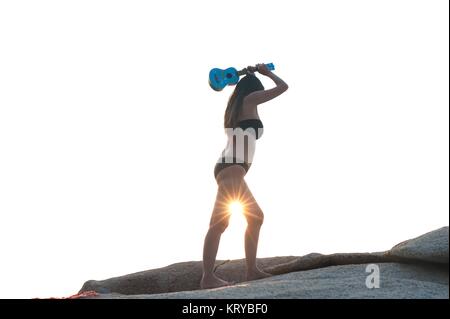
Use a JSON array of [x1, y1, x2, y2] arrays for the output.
[[246, 268, 273, 281], [200, 274, 233, 289]]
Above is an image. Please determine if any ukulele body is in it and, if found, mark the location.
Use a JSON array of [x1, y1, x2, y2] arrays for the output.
[[209, 63, 275, 91]]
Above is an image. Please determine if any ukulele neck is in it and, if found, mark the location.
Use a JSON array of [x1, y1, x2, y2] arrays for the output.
[[237, 69, 249, 76]]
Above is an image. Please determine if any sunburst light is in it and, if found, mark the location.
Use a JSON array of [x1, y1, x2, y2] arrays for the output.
[[228, 200, 244, 216]]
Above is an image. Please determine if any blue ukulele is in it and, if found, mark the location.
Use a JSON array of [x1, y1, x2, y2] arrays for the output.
[[209, 63, 275, 91]]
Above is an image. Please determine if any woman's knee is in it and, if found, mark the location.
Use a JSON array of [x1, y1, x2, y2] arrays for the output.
[[209, 216, 230, 233], [247, 209, 264, 227]]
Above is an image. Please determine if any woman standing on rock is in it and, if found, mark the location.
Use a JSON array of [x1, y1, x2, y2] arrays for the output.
[[201, 64, 289, 289]]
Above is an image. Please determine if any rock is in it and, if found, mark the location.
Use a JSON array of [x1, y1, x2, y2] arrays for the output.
[[79, 226, 449, 299], [80, 261, 204, 295], [89, 263, 449, 299], [264, 252, 399, 275], [386, 227, 449, 264], [80, 256, 297, 295]]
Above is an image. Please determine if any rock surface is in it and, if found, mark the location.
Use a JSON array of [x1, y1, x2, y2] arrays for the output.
[[80, 227, 449, 299], [386, 227, 449, 264], [91, 263, 448, 299]]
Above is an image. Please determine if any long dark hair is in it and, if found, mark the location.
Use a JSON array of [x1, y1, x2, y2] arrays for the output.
[[224, 74, 264, 128]]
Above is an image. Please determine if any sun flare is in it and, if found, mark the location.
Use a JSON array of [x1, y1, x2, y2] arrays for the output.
[[228, 200, 244, 216]]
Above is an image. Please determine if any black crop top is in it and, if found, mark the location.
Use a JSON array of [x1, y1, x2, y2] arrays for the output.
[[235, 119, 264, 139]]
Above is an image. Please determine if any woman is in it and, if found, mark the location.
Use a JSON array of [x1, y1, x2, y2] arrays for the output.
[[200, 63, 289, 289]]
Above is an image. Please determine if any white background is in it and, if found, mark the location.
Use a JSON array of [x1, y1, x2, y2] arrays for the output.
[[0, 0, 448, 298]]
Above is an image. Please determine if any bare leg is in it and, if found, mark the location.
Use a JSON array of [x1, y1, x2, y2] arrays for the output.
[[240, 179, 272, 281], [245, 223, 261, 271], [201, 177, 240, 289], [201, 221, 231, 289], [245, 224, 271, 280]]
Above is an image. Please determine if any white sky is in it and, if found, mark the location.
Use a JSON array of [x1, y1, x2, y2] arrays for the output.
[[0, 0, 448, 299]]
